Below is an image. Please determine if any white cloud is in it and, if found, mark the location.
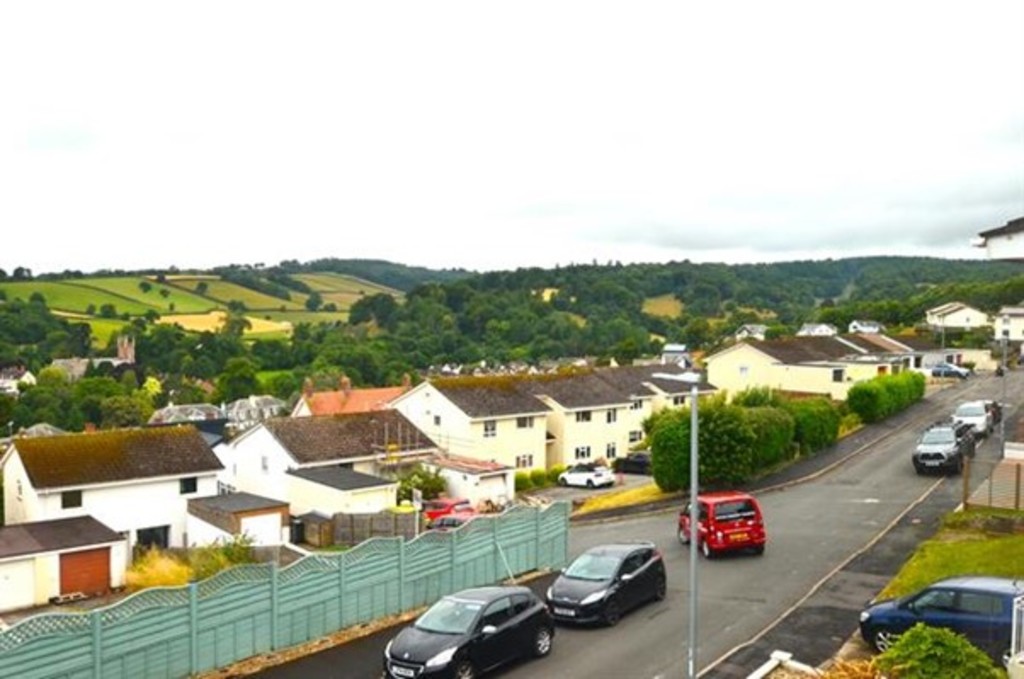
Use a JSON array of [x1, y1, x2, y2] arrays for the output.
[[1, 0, 1021, 275]]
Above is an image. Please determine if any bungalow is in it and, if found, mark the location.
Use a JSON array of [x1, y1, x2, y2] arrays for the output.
[[796, 323, 838, 337], [1, 426, 222, 552], [735, 324, 767, 341], [186, 492, 290, 547]]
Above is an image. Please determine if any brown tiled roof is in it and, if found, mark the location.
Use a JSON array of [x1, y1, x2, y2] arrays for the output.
[[433, 382, 550, 418], [304, 386, 410, 416], [0, 516, 122, 559], [188, 492, 287, 514], [748, 337, 857, 364], [14, 426, 222, 490], [263, 411, 436, 464]]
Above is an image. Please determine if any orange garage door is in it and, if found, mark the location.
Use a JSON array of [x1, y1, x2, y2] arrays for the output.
[[59, 548, 110, 596]]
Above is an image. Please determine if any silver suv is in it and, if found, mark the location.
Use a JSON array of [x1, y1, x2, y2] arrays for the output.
[[913, 420, 975, 474]]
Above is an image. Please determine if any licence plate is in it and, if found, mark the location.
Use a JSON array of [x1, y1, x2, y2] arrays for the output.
[[924, 460, 941, 466], [553, 607, 576, 617], [730, 532, 748, 542], [390, 667, 416, 678]]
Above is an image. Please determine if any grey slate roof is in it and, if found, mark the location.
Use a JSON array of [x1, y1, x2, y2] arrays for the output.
[[433, 383, 551, 418], [188, 492, 287, 514], [287, 467, 395, 492], [263, 411, 436, 464], [524, 373, 634, 409], [748, 337, 859, 364], [0, 516, 122, 559]]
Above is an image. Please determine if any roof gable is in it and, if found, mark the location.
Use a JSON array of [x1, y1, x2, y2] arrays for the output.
[[13, 426, 223, 490], [263, 410, 435, 464]]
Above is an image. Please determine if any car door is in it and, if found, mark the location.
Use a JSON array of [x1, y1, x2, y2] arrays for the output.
[[907, 587, 961, 635], [472, 596, 516, 672], [949, 591, 1002, 660], [616, 551, 647, 611]]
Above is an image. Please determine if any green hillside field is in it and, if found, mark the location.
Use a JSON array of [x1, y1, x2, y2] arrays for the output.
[[166, 277, 308, 311], [0, 280, 156, 315], [80, 277, 216, 313]]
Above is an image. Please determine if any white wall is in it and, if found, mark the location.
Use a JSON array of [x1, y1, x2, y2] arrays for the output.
[[285, 475, 397, 516], [0, 558, 35, 611], [223, 426, 294, 502], [0, 541, 126, 613], [186, 514, 232, 546], [240, 513, 285, 545], [434, 468, 515, 506], [3, 450, 43, 525]]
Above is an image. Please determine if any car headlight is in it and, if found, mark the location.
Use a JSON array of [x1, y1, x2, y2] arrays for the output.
[[580, 589, 607, 606], [384, 640, 393, 659], [546, 586, 553, 600], [859, 611, 870, 623], [425, 646, 458, 668]]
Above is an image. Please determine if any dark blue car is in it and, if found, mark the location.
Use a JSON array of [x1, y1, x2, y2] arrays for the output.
[[859, 576, 1023, 667]]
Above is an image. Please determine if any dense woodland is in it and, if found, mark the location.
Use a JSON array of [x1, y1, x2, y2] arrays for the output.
[[1, 255, 1023, 433]]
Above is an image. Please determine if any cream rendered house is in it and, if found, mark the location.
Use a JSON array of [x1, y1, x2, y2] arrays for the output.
[[925, 302, 991, 331], [975, 215, 1024, 261], [390, 380, 551, 471]]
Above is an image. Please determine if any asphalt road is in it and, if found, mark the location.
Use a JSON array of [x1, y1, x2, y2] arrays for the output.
[[252, 372, 1020, 679]]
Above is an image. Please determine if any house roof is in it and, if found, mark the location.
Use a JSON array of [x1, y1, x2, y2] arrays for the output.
[[926, 301, 971, 316], [429, 453, 511, 475], [263, 410, 435, 464], [0, 516, 122, 560], [287, 466, 395, 492], [188, 492, 287, 514], [977, 216, 1024, 239], [13, 426, 223, 490], [302, 386, 410, 416], [432, 380, 551, 418], [888, 335, 940, 351], [524, 372, 634, 409], [595, 363, 715, 395], [747, 337, 858, 364]]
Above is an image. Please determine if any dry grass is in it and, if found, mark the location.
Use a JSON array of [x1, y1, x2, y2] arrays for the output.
[[573, 482, 677, 515], [643, 294, 684, 318], [158, 311, 292, 336], [125, 549, 191, 591]]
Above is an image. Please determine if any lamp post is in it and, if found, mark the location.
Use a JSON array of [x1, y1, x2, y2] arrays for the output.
[[654, 370, 702, 679], [1001, 325, 1009, 454]]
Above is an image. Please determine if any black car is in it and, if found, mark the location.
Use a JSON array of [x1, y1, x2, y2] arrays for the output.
[[546, 542, 666, 626], [383, 586, 553, 679], [912, 420, 975, 474], [859, 576, 1024, 667], [615, 452, 652, 475]]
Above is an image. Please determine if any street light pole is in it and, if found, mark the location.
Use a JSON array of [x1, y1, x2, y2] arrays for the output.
[[654, 370, 701, 679], [1001, 328, 1008, 455]]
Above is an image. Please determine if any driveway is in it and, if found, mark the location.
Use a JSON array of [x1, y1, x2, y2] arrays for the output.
[[527, 469, 653, 504]]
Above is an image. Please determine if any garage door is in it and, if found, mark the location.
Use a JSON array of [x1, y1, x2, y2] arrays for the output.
[[59, 548, 110, 596], [0, 559, 36, 611]]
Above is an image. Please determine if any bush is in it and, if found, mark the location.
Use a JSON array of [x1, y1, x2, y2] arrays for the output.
[[744, 406, 795, 468], [126, 547, 191, 591], [396, 464, 447, 503], [515, 471, 533, 492], [782, 397, 840, 455], [875, 623, 1003, 679], [530, 468, 549, 488], [847, 371, 925, 423], [547, 464, 566, 484]]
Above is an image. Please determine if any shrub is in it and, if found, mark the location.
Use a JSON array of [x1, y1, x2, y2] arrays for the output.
[[126, 547, 191, 591], [732, 387, 782, 408], [782, 397, 840, 455], [515, 471, 533, 492], [847, 371, 925, 423], [744, 406, 795, 468], [396, 464, 447, 502], [530, 469, 548, 488], [875, 623, 1003, 679], [547, 464, 566, 484]]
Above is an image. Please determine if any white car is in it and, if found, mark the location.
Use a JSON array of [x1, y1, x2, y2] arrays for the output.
[[558, 463, 615, 489], [953, 400, 992, 437]]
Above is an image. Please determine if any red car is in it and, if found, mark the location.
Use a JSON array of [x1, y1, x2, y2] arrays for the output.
[[422, 497, 474, 522], [429, 511, 478, 531], [677, 491, 766, 558]]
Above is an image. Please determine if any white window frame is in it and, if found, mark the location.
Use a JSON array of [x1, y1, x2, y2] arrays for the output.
[[606, 409, 617, 424], [629, 430, 642, 443], [484, 420, 497, 438], [606, 442, 617, 459], [517, 416, 534, 429], [576, 410, 592, 423], [574, 445, 591, 460]]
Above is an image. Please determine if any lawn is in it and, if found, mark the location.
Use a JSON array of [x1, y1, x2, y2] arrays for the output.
[[878, 507, 1024, 599], [262, 310, 350, 325], [573, 482, 678, 516], [643, 294, 684, 318]]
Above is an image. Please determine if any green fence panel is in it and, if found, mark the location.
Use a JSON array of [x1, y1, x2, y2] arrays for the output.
[[401, 531, 453, 610], [195, 581, 274, 671]]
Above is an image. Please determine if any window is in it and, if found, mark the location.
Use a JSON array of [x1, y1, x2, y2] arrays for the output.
[[832, 368, 844, 383], [630, 400, 643, 411], [136, 525, 170, 550], [510, 593, 533, 616], [606, 443, 617, 459], [517, 416, 534, 429], [483, 420, 496, 438], [629, 430, 643, 443], [672, 395, 685, 406], [574, 445, 591, 460], [913, 588, 957, 612], [606, 409, 617, 424], [620, 552, 647, 576], [515, 454, 533, 469], [180, 477, 198, 494], [739, 366, 749, 377], [434, 415, 441, 426], [480, 597, 513, 628], [576, 410, 592, 423], [958, 592, 1002, 616], [61, 490, 82, 509]]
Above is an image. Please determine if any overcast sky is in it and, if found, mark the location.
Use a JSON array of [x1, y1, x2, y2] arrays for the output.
[[2, 1, 1022, 276]]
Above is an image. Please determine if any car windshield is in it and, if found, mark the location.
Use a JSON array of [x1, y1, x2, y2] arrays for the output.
[[563, 553, 621, 581], [415, 597, 483, 634], [921, 429, 954, 445], [955, 404, 985, 417]]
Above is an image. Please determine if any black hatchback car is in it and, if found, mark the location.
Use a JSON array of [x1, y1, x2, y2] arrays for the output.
[[859, 576, 1024, 667], [383, 586, 554, 679], [545, 542, 666, 626]]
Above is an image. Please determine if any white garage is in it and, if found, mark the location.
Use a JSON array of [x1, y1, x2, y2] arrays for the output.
[[425, 454, 516, 509], [0, 559, 35, 611]]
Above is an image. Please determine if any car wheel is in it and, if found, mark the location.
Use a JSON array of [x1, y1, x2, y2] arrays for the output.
[[586, 479, 594, 488], [913, 462, 924, 475], [700, 540, 714, 559], [602, 598, 621, 626], [870, 628, 898, 653], [453, 660, 476, 679], [532, 625, 553, 657], [654, 576, 667, 601], [677, 527, 690, 545], [558, 477, 567, 487]]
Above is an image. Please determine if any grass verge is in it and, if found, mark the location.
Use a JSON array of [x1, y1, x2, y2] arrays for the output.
[[573, 482, 677, 516]]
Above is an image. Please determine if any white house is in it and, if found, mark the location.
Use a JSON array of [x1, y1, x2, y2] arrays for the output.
[[423, 454, 515, 508], [924, 302, 991, 331], [0, 516, 127, 613], [796, 323, 838, 337], [735, 324, 767, 341], [217, 410, 437, 513], [186, 492, 290, 547], [0, 367, 34, 397], [285, 467, 399, 516], [848, 320, 884, 334], [975, 215, 1024, 261], [2, 425, 222, 552]]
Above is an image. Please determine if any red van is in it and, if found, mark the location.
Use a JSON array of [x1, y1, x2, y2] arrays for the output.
[[677, 491, 766, 558]]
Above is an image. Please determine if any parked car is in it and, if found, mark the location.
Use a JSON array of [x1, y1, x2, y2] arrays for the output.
[[859, 576, 1024, 667], [677, 491, 766, 558], [383, 586, 554, 679], [545, 542, 666, 626], [430, 511, 478, 531], [614, 452, 652, 475], [953, 400, 993, 437], [557, 463, 615, 489], [931, 362, 970, 379], [912, 420, 975, 474], [423, 497, 475, 523]]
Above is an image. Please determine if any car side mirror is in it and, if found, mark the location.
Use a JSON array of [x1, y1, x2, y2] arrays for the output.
[[481, 625, 497, 635], [620, 573, 634, 582]]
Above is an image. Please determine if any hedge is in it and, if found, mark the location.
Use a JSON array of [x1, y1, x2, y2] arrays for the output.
[[847, 371, 925, 423]]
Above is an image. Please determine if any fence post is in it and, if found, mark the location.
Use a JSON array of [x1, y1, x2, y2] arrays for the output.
[[270, 565, 279, 650], [91, 610, 102, 679], [1016, 464, 1022, 511], [962, 458, 971, 510], [397, 538, 406, 612], [189, 582, 199, 673], [337, 552, 346, 630]]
